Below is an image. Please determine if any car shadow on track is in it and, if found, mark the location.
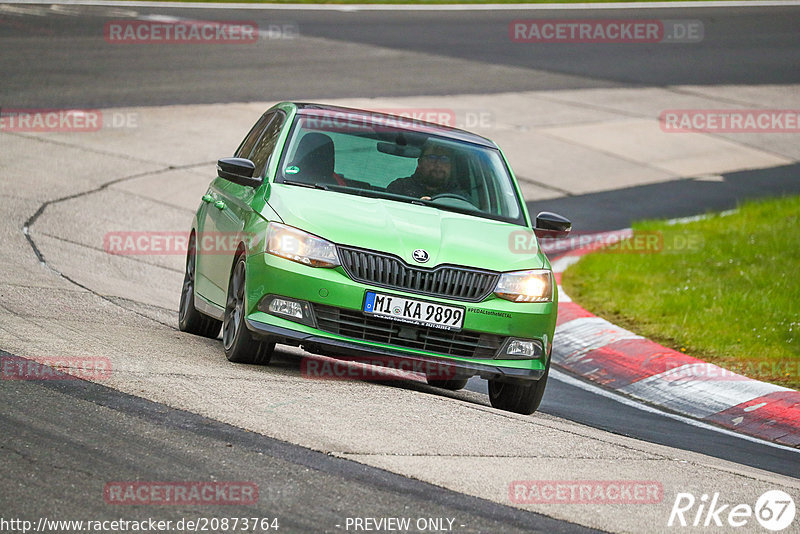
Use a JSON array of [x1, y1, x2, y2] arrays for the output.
[[257, 347, 501, 412]]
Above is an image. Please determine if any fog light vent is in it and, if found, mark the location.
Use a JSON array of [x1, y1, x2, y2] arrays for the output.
[[497, 338, 543, 360], [258, 295, 316, 327], [269, 298, 303, 319]]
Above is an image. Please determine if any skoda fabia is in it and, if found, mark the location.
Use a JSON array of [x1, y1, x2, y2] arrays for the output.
[[179, 102, 571, 414]]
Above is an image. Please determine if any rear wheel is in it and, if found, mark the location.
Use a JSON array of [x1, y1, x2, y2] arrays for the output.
[[178, 234, 222, 338], [426, 376, 469, 391], [488, 360, 549, 415], [222, 256, 274, 365]]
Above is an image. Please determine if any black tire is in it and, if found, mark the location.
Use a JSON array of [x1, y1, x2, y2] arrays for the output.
[[426, 376, 469, 391], [488, 360, 550, 415], [222, 255, 275, 365], [179, 234, 222, 338]]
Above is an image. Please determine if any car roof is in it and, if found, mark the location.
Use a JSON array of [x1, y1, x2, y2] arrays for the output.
[[289, 102, 498, 149]]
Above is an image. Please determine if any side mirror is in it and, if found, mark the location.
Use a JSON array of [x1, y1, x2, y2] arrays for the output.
[[533, 211, 571, 239], [217, 158, 263, 188]]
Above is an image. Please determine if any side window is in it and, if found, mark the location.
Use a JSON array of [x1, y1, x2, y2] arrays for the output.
[[235, 113, 273, 159], [251, 112, 286, 178]]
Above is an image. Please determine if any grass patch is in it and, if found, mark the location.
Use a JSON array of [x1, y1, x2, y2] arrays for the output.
[[562, 195, 800, 390]]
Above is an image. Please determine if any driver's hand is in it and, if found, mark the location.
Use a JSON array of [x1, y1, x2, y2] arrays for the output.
[[420, 196, 432, 201]]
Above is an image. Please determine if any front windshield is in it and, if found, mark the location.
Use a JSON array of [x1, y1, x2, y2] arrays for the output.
[[276, 114, 526, 225]]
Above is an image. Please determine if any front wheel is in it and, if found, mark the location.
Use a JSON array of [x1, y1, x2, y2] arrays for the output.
[[222, 256, 274, 365], [488, 360, 549, 415]]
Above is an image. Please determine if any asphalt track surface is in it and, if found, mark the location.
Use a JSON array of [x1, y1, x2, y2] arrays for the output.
[[0, 350, 594, 534], [527, 163, 800, 233], [1, 3, 799, 532], [1, 4, 799, 107]]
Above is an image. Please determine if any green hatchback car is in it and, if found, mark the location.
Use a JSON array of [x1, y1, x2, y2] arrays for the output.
[[179, 102, 571, 414]]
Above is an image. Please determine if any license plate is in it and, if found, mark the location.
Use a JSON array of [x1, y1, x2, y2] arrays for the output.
[[363, 291, 464, 331]]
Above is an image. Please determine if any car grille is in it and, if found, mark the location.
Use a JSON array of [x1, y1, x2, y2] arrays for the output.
[[314, 304, 505, 359], [337, 246, 498, 302]]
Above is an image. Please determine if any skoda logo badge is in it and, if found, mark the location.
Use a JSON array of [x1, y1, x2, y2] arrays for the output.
[[412, 249, 429, 263]]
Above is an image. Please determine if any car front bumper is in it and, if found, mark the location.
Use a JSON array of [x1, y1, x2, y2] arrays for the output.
[[245, 318, 545, 382], [243, 252, 557, 383]]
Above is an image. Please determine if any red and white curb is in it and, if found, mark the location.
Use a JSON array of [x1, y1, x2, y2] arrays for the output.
[[549, 230, 800, 448]]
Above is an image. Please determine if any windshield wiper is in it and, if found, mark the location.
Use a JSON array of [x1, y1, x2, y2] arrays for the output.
[[281, 180, 329, 190], [324, 185, 422, 204], [413, 199, 482, 218], [324, 185, 482, 215], [284, 182, 490, 219]]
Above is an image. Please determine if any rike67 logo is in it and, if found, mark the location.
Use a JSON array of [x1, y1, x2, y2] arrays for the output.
[[668, 490, 795, 531]]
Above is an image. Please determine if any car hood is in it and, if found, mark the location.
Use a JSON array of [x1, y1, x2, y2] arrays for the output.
[[266, 184, 545, 272]]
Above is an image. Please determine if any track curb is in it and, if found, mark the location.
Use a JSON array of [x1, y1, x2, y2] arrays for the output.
[[549, 229, 800, 448]]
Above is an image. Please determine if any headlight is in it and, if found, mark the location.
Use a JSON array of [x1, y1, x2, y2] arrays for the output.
[[494, 269, 553, 303], [266, 223, 340, 268]]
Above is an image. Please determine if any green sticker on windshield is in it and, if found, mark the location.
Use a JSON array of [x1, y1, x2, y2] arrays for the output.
[[285, 166, 299, 175]]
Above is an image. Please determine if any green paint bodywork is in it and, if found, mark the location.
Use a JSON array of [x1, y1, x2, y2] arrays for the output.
[[190, 102, 558, 376]]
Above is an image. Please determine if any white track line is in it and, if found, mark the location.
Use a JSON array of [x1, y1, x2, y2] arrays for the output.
[[5, 0, 800, 10], [665, 209, 738, 226], [550, 367, 800, 454]]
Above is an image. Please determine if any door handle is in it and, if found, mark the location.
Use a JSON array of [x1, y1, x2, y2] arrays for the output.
[[202, 194, 213, 203], [214, 200, 226, 210]]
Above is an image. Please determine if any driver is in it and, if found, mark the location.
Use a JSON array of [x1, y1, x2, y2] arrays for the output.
[[386, 141, 465, 200]]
